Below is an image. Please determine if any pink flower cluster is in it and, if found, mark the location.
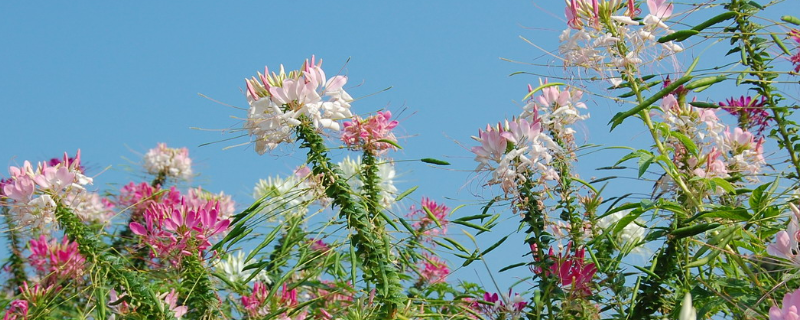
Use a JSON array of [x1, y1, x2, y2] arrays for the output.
[[160, 289, 188, 319], [28, 235, 86, 286], [1, 151, 95, 230], [419, 254, 450, 284], [767, 203, 800, 267], [531, 242, 596, 297], [719, 95, 772, 137], [129, 199, 230, 265], [1, 300, 28, 320], [407, 197, 449, 238], [473, 290, 527, 319], [471, 117, 559, 195], [771, 287, 800, 320], [341, 111, 399, 156], [241, 282, 305, 319]]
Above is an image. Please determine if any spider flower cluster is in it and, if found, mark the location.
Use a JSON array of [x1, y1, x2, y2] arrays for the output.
[[341, 110, 399, 156], [245, 56, 354, 154], [143, 143, 193, 181]]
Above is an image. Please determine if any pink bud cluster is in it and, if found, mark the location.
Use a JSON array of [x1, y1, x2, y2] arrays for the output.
[[129, 199, 230, 265], [531, 242, 596, 297], [1, 300, 28, 320], [28, 235, 86, 286], [341, 111, 399, 156], [241, 282, 305, 319]]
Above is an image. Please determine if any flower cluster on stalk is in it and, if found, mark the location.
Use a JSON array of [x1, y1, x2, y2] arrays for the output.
[[473, 290, 527, 320], [143, 143, 193, 181], [28, 235, 86, 287], [129, 199, 231, 265], [1, 151, 99, 232], [245, 56, 353, 154], [341, 110, 399, 156]]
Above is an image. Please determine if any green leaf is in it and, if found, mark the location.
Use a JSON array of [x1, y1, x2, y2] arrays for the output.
[[609, 75, 693, 130], [498, 262, 527, 273], [480, 236, 508, 256], [637, 153, 654, 178], [671, 223, 722, 239], [691, 11, 738, 32], [423, 205, 443, 228], [452, 220, 492, 232], [669, 131, 698, 155], [684, 76, 726, 91], [658, 30, 700, 43], [395, 186, 418, 202], [421, 158, 450, 165], [376, 139, 402, 149], [782, 15, 800, 26], [453, 214, 493, 222]]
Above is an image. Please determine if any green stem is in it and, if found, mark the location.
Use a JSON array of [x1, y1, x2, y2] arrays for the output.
[[181, 253, 218, 319], [2, 206, 27, 293], [55, 205, 169, 319], [295, 119, 403, 318]]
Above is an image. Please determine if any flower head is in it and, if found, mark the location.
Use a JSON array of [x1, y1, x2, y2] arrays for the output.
[[245, 56, 354, 154], [143, 143, 193, 180], [768, 203, 800, 268], [341, 111, 399, 156], [770, 287, 800, 320]]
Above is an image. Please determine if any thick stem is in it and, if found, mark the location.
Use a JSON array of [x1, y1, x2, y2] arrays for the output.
[[2, 206, 27, 293], [181, 253, 218, 319]]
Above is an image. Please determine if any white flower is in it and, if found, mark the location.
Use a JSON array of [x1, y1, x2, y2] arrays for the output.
[[143, 143, 192, 180], [679, 292, 697, 320], [597, 209, 646, 251], [214, 251, 271, 284]]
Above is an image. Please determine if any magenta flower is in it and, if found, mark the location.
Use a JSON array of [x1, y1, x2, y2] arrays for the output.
[[532, 242, 597, 297], [718, 95, 772, 136], [790, 29, 800, 73], [28, 235, 86, 285], [129, 198, 230, 264], [474, 289, 527, 319], [1, 300, 28, 320], [341, 111, 400, 156], [770, 287, 800, 320]]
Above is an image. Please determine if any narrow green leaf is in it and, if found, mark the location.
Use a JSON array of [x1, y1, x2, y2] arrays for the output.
[[688, 101, 720, 109], [498, 262, 527, 273], [452, 220, 491, 232], [691, 11, 738, 32], [376, 139, 402, 149], [671, 223, 721, 239], [684, 75, 727, 91], [773, 33, 793, 55], [421, 158, 450, 165], [658, 30, 699, 43], [480, 236, 509, 256], [423, 205, 443, 228], [782, 15, 800, 26], [609, 75, 692, 130], [395, 186, 418, 202]]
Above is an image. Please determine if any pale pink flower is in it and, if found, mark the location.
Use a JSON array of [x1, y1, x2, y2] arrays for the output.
[[244, 56, 354, 154], [341, 111, 399, 156], [770, 287, 800, 320], [643, 0, 673, 29], [143, 143, 193, 180], [185, 187, 236, 220], [768, 203, 800, 267], [471, 123, 508, 170], [160, 289, 188, 319]]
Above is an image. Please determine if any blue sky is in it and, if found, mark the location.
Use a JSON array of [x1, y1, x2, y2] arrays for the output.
[[2, 1, 798, 294]]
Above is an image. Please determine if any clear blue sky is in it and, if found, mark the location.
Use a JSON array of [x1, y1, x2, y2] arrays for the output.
[[2, 1, 797, 293]]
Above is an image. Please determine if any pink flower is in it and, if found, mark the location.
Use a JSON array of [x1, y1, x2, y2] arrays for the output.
[[28, 235, 86, 285], [718, 96, 772, 136], [341, 111, 400, 156], [474, 290, 527, 319], [790, 29, 800, 73], [407, 197, 449, 238], [2, 300, 28, 320], [768, 203, 800, 268], [471, 123, 508, 169], [419, 254, 450, 284], [770, 287, 800, 320], [130, 198, 230, 264], [160, 289, 188, 319], [531, 242, 596, 297]]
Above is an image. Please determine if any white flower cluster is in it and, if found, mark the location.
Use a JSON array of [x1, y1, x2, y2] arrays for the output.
[[596, 209, 646, 254], [559, 0, 683, 74], [143, 143, 193, 181], [522, 82, 590, 147], [245, 56, 354, 155], [213, 250, 271, 285], [338, 156, 398, 209]]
